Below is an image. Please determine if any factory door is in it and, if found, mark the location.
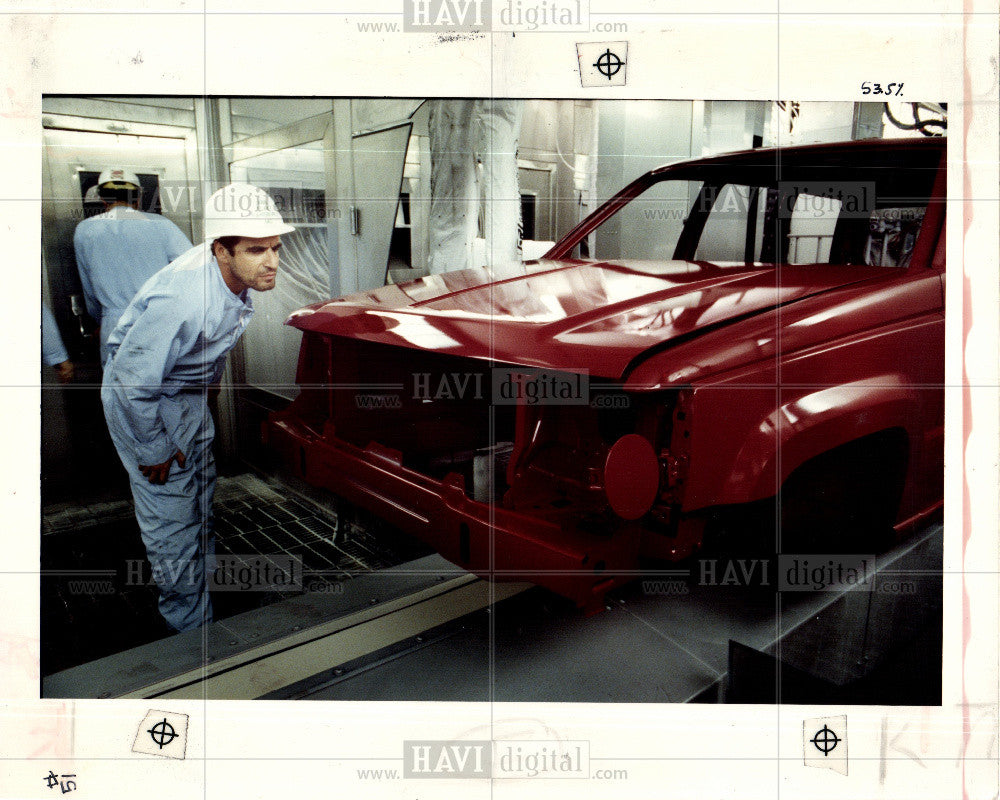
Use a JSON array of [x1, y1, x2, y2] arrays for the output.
[[340, 122, 413, 293]]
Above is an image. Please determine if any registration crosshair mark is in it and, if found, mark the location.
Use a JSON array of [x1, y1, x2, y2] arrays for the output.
[[148, 718, 178, 749], [593, 49, 623, 79], [810, 725, 841, 756]]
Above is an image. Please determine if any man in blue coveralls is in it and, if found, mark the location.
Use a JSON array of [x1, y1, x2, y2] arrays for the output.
[[74, 168, 192, 365], [101, 183, 294, 632]]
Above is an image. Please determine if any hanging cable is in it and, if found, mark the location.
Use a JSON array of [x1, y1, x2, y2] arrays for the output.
[[883, 102, 947, 137]]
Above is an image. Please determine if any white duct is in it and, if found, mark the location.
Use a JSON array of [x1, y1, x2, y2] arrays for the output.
[[427, 100, 479, 274], [427, 99, 524, 274], [476, 98, 524, 267]]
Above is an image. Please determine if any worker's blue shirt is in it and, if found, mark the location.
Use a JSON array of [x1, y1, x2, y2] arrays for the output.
[[103, 243, 254, 466], [74, 206, 192, 360]]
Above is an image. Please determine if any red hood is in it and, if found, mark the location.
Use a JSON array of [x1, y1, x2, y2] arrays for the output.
[[286, 259, 895, 379]]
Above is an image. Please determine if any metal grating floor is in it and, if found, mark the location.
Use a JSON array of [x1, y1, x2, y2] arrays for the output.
[[41, 473, 429, 676]]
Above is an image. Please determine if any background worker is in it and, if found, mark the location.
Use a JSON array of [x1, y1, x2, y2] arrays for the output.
[[73, 168, 192, 365], [101, 183, 294, 632]]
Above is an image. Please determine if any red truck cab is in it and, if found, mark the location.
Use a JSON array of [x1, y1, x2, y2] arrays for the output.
[[267, 137, 946, 611]]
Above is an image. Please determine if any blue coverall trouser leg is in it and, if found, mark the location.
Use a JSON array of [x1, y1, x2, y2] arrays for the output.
[[103, 389, 216, 632]]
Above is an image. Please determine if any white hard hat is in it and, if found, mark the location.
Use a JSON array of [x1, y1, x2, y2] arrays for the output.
[[203, 183, 296, 241], [97, 168, 142, 191]]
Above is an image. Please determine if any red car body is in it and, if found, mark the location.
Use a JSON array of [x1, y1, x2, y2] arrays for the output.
[[267, 137, 946, 611]]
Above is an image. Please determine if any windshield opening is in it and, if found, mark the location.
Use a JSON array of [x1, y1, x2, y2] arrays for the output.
[[581, 149, 942, 268]]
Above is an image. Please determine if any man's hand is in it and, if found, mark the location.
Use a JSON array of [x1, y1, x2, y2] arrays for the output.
[[139, 450, 186, 485], [54, 360, 74, 384]]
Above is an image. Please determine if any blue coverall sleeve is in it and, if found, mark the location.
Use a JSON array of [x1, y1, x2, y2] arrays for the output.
[[42, 304, 69, 367], [72, 226, 100, 320], [164, 220, 194, 262], [105, 288, 195, 466]]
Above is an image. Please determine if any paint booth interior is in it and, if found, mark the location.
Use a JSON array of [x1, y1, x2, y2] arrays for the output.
[[40, 97, 944, 700]]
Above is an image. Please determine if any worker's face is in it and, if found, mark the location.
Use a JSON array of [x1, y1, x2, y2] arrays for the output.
[[217, 236, 282, 293]]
